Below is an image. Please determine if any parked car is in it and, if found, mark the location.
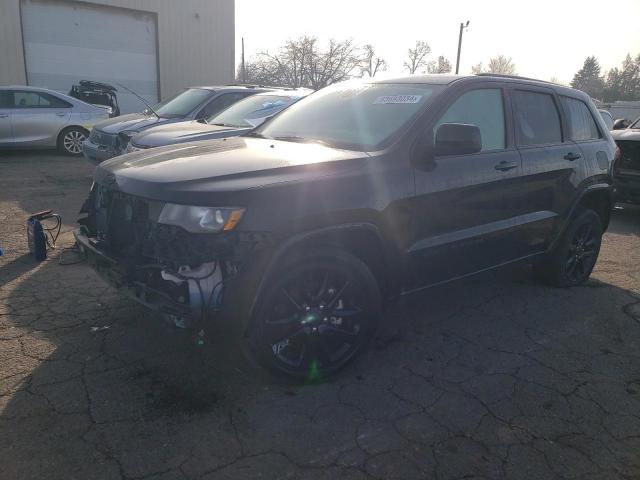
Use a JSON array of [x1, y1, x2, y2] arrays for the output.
[[126, 89, 312, 152], [598, 109, 614, 130], [82, 85, 273, 164], [611, 115, 640, 204], [75, 74, 615, 380], [0, 86, 111, 155]]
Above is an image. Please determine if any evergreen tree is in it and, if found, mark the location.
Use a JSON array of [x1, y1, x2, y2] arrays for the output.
[[571, 56, 604, 99]]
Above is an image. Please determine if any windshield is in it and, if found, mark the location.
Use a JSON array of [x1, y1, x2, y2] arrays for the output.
[[154, 88, 211, 118], [209, 94, 299, 128], [255, 82, 442, 150], [630, 116, 640, 129]]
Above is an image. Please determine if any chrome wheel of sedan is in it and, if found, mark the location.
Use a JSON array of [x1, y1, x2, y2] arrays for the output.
[[58, 128, 87, 156]]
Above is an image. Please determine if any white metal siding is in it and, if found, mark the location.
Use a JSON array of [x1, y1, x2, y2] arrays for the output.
[[21, 0, 159, 113], [0, 0, 235, 103]]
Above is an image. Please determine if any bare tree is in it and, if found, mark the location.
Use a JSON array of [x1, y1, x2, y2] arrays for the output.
[[487, 55, 517, 75], [404, 41, 431, 74], [427, 56, 452, 74], [471, 62, 484, 74], [307, 38, 363, 89], [471, 55, 517, 75], [361, 44, 388, 77], [237, 36, 363, 89], [548, 77, 566, 86]]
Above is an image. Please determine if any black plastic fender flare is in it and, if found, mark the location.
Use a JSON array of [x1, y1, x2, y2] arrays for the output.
[[243, 222, 396, 332], [547, 182, 613, 254]]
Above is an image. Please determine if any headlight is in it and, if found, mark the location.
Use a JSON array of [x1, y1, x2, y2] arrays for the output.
[[157, 204, 246, 233]]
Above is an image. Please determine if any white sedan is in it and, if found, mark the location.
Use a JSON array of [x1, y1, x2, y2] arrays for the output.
[[0, 86, 111, 155]]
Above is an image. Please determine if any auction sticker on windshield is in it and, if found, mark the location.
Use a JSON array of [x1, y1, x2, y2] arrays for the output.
[[374, 95, 423, 104]]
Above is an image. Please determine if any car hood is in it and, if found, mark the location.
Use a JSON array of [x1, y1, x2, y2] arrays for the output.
[[131, 121, 249, 148], [94, 113, 177, 134], [611, 129, 640, 141], [95, 137, 370, 204]]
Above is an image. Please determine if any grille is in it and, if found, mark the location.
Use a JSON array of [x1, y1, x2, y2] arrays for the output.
[[93, 184, 160, 256]]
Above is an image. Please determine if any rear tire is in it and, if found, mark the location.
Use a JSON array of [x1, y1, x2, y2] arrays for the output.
[[533, 209, 603, 287], [57, 127, 88, 156], [244, 246, 381, 381]]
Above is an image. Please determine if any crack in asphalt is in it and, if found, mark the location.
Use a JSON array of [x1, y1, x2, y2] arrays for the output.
[[1, 154, 640, 479]]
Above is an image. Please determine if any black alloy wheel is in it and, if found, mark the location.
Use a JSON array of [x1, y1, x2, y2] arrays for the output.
[[534, 209, 603, 287], [248, 248, 381, 380], [564, 221, 599, 284]]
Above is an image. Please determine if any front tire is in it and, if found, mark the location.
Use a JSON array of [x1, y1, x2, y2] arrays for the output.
[[534, 209, 603, 287], [245, 247, 381, 381], [58, 127, 88, 156]]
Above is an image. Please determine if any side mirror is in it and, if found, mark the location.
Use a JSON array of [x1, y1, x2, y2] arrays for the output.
[[434, 123, 482, 156]]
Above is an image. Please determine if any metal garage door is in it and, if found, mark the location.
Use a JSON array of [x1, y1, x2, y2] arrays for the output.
[[21, 0, 159, 114]]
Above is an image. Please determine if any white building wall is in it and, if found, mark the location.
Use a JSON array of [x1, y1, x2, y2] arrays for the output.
[[0, 0, 235, 101]]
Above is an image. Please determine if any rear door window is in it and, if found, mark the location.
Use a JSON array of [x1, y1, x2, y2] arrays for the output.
[[12, 91, 71, 108], [512, 90, 562, 146], [434, 88, 506, 152], [560, 96, 602, 141]]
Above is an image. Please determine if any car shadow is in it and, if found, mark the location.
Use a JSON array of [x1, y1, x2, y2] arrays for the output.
[[2, 235, 640, 478]]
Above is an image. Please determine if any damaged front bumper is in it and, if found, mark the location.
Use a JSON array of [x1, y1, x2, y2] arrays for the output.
[[75, 181, 273, 329], [74, 228, 226, 328]]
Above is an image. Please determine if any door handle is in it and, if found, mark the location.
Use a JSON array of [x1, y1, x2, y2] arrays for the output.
[[494, 161, 518, 172], [56, 112, 66, 117], [0, 114, 8, 118], [564, 152, 582, 161]]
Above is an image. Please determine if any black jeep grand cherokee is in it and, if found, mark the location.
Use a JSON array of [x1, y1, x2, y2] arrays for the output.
[[75, 74, 615, 379]]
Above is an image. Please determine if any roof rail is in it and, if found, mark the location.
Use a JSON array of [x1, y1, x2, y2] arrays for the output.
[[475, 73, 558, 86]]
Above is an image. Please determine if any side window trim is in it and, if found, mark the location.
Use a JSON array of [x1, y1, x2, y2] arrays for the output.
[[432, 84, 510, 155], [509, 86, 566, 149], [11, 90, 71, 109], [194, 93, 219, 118], [558, 94, 603, 143]]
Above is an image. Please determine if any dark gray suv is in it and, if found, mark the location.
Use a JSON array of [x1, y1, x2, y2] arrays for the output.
[[82, 85, 272, 164], [76, 74, 615, 380]]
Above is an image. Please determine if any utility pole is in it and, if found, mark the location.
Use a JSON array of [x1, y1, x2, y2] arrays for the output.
[[455, 21, 470, 74], [241, 37, 246, 83]]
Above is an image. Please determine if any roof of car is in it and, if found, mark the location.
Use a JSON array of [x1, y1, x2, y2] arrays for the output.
[[253, 88, 313, 98], [367, 73, 589, 99], [371, 74, 465, 85], [189, 85, 276, 91], [1, 85, 61, 92]]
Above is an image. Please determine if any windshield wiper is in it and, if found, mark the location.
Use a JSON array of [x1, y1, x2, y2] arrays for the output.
[[244, 131, 272, 139]]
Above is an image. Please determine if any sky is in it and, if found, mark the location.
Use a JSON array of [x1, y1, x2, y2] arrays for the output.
[[235, 0, 640, 84]]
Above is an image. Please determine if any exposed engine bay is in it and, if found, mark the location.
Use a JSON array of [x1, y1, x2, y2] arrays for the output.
[[75, 182, 269, 329]]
